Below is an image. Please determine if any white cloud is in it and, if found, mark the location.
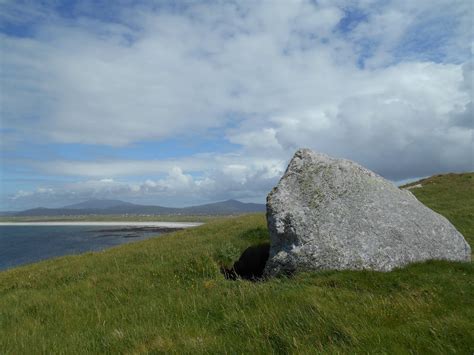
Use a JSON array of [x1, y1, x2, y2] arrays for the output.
[[1, 0, 472, 208], [8, 158, 285, 208]]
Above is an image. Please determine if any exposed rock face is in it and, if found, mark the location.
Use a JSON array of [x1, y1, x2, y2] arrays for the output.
[[264, 149, 471, 276]]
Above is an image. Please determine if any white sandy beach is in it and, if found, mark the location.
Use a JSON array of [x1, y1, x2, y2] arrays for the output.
[[0, 222, 203, 228]]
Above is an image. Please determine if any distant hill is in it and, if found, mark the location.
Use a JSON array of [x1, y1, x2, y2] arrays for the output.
[[63, 199, 136, 210], [11, 199, 266, 216], [0, 211, 15, 216]]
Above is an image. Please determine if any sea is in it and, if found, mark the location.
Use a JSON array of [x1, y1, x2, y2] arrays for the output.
[[0, 224, 180, 271]]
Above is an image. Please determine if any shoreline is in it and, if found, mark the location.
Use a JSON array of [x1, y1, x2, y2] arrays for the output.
[[0, 221, 203, 228]]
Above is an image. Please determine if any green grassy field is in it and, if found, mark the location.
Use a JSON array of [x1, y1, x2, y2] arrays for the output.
[[1, 173, 473, 353]]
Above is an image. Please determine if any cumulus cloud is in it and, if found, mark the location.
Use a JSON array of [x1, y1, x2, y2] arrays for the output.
[[7, 160, 285, 209], [1, 0, 472, 208]]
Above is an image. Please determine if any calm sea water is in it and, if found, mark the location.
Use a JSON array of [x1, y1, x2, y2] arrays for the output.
[[0, 225, 165, 271]]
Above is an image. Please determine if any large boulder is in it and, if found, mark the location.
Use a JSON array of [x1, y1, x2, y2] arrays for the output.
[[264, 149, 471, 276]]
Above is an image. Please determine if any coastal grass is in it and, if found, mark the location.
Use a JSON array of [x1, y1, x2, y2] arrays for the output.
[[402, 172, 474, 246], [1, 174, 473, 353]]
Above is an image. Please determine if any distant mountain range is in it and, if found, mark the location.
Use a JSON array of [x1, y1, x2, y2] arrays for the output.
[[62, 199, 138, 210], [3, 199, 266, 216]]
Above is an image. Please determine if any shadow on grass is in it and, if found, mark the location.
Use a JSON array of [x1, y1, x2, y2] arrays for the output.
[[221, 243, 270, 281]]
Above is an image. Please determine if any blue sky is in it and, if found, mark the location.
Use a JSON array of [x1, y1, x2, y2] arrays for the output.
[[0, 0, 472, 210]]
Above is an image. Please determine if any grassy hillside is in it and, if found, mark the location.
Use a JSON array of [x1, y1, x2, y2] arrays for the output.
[[1, 173, 473, 353], [402, 172, 474, 246]]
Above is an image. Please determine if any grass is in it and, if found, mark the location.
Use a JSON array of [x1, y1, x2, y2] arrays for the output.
[[401, 172, 474, 246], [0, 173, 473, 353]]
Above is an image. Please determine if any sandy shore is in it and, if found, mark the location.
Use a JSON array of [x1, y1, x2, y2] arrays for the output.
[[0, 221, 203, 228]]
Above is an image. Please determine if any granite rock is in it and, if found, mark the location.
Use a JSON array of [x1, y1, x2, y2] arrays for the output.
[[264, 149, 471, 276]]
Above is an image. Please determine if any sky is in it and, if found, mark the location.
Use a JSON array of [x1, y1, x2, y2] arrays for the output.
[[0, 0, 473, 210]]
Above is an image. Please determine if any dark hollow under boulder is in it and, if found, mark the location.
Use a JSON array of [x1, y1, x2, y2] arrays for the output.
[[222, 243, 270, 281]]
